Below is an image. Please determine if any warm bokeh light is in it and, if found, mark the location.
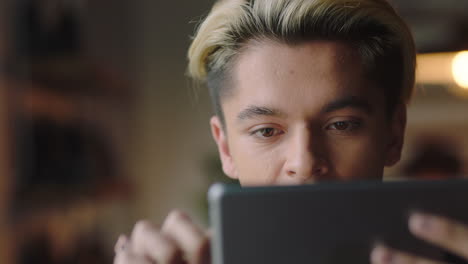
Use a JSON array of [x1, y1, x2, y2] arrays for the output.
[[452, 51, 468, 90], [416, 52, 455, 85], [416, 50, 468, 91]]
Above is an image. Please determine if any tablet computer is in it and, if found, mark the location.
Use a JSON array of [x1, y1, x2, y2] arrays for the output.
[[208, 179, 468, 264]]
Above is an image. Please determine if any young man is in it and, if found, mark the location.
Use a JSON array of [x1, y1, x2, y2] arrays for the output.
[[114, 0, 468, 263]]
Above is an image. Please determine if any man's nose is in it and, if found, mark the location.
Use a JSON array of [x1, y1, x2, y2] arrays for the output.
[[283, 129, 328, 183]]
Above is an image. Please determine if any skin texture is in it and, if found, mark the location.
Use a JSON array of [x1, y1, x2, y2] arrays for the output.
[[114, 40, 468, 264], [211, 40, 405, 185]]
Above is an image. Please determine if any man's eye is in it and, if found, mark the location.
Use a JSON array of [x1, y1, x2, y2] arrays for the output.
[[252, 127, 281, 138], [327, 121, 361, 131]]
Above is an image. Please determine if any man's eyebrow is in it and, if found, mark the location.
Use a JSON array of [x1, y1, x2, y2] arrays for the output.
[[237, 105, 286, 121], [321, 96, 373, 114]]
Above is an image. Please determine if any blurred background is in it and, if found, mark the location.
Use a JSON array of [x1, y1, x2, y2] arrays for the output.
[[0, 0, 467, 263]]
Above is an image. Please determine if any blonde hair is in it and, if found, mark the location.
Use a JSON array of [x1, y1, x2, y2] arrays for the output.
[[188, 0, 416, 120]]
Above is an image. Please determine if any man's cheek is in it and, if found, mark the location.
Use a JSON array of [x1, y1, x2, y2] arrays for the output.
[[243, 154, 280, 185], [330, 140, 381, 179]]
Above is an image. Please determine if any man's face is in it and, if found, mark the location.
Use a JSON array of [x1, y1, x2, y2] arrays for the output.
[[211, 40, 405, 186]]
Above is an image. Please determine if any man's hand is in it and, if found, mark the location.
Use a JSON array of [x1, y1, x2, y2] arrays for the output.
[[114, 210, 210, 264], [371, 212, 468, 264]]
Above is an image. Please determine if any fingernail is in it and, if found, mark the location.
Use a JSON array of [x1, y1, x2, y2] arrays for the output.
[[409, 212, 432, 233], [114, 234, 128, 253], [371, 245, 393, 264]]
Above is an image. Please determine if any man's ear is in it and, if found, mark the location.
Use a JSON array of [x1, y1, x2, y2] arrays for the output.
[[385, 104, 407, 167], [210, 116, 238, 179]]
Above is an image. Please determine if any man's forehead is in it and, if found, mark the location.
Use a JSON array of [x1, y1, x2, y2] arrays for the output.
[[236, 40, 362, 73], [232, 42, 367, 90], [222, 39, 386, 120]]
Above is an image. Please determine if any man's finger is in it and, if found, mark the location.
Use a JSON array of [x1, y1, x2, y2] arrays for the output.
[[370, 244, 447, 264], [131, 219, 182, 263], [115, 234, 128, 254], [162, 210, 210, 264], [409, 212, 468, 260], [114, 243, 153, 264]]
